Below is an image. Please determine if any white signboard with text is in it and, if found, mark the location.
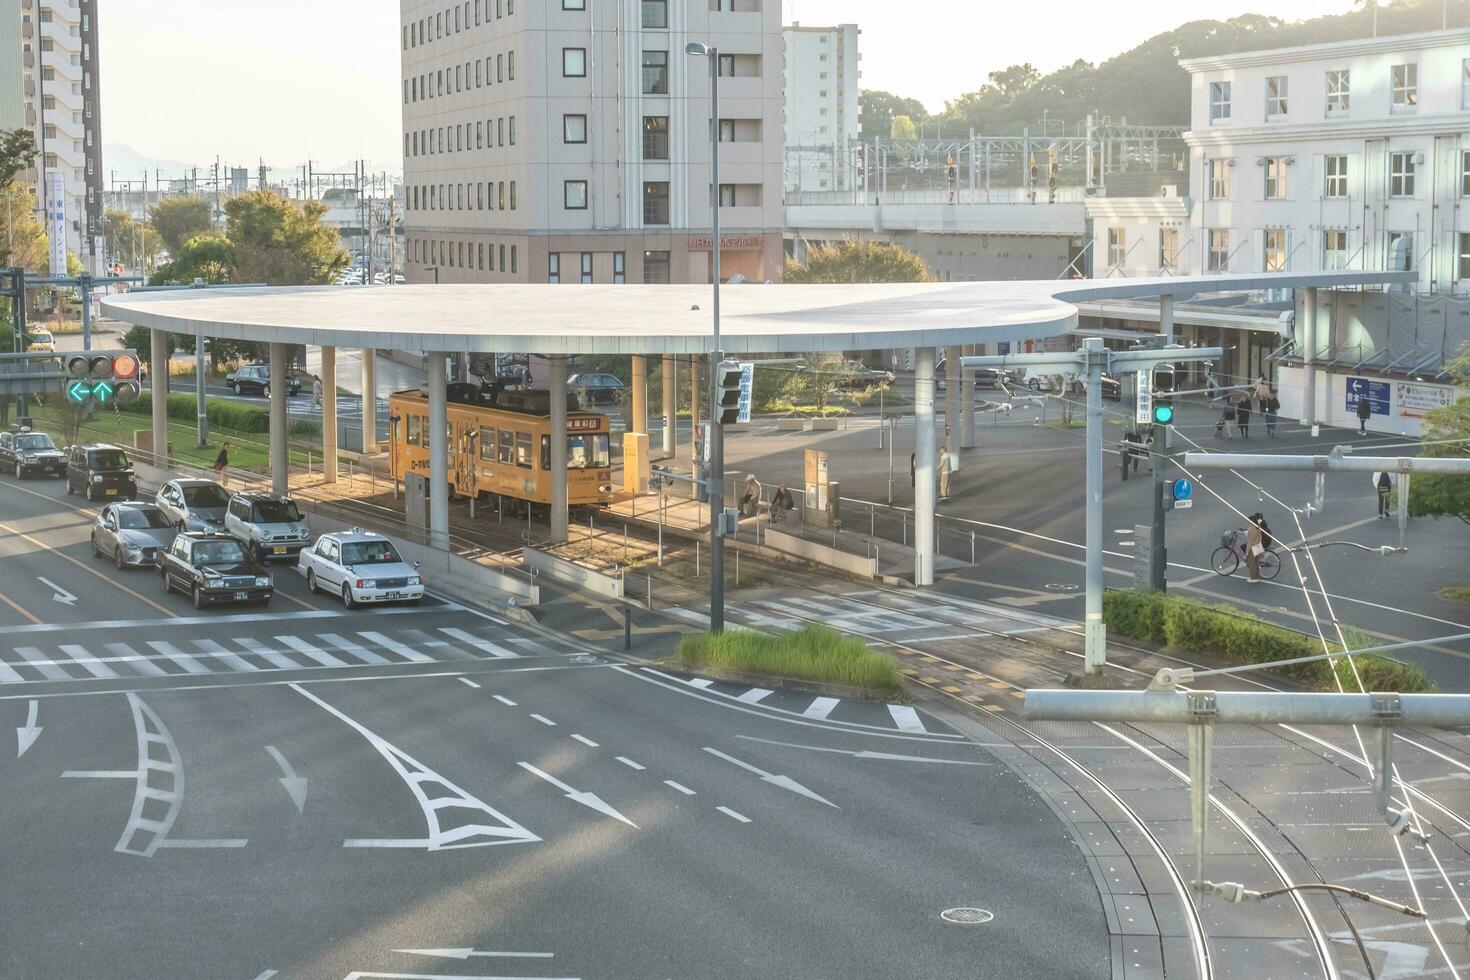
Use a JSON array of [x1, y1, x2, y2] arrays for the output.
[[1397, 381, 1456, 419], [47, 171, 67, 277]]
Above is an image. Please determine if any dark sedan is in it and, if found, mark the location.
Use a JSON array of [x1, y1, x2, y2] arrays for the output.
[[569, 372, 626, 406], [158, 532, 273, 609], [0, 429, 67, 478]]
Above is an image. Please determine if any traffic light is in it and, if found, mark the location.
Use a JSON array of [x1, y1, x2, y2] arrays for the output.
[[715, 359, 744, 426], [1047, 146, 1059, 204], [1150, 364, 1175, 425], [63, 349, 140, 406]]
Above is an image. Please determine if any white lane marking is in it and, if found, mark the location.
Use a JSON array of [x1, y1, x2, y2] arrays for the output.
[[716, 806, 752, 824], [702, 746, 840, 808], [438, 627, 520, 659], [570, 733, 598, 747], [155, 838, 249, 848], [144, 640, 211, 675], [250, 971, 278, 980], [62, 770, 136, 778], [104, 642, 167, 677], [392, 947, 555, 960], [13, 647, 71, 682], [516, 762, 638, 828], [16, 699, 41, 756], [191, 639, 259, 673], [56, 645, 121, 679], [615, 756, 645, 771], [687, 678, 715, 689], [734, 734, 999, 765], [529, 714, 556, 727], [887, 704, 928, 734], [736, 688, 773, 704], [357, 630, 434, 664], [492, 694, 517, 706], [317, 632, 390, 665], [234, 637, 303, 671], [344, 974, 576, 980], [37, 576, 78, 605], [274, 636, 347, 668], [458, 677, 481, 689], [0, 657, 25, 684], [265, 745, 308, 813], [801, 696, 840, 720], [0, 604, 453, 636], [663, 780, 696, 796]]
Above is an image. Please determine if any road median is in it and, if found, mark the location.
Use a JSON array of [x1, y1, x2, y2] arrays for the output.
[[678, 625, 905, 699]]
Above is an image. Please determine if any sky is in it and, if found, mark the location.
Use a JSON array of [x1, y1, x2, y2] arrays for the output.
[[98, 0, 1360, 177]]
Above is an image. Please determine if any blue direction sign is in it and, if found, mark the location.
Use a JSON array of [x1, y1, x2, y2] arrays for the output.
[[1171, 478, 1193, 501], [1346, 376, 1390, 416]]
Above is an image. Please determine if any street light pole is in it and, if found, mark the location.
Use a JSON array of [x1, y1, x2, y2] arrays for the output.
[[688, 41, 725, 632]]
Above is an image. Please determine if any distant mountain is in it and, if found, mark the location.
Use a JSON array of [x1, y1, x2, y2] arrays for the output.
[[100, 144, 195, 182]]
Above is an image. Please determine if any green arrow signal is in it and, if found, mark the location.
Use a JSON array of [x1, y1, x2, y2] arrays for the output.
[[66, 380, 91, 404], [92, 380, 113, 404]]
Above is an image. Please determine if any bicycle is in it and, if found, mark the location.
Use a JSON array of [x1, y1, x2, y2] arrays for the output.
[[1210, 529, 1281, 580]]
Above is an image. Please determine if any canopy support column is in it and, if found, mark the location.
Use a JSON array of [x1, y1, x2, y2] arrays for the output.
[[269, 342, 288, 497], [427, 352, 449, 551], [914, 347, 936, 587]]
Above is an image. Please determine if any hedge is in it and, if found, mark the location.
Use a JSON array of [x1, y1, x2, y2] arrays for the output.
[[1103, 589, 1434, 693], [121, 393, 318, 437], [679, 625, 904, 698]]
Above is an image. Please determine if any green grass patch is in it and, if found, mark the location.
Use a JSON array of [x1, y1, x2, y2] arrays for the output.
[[679, 625, 904, 698], [1103, 589, 1435, 693], [1436, 586, 1470, 604]]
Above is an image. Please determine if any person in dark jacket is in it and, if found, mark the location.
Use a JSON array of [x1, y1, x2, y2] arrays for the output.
[[1356, 395, 1373, 435], [1236, 396, 1252, 439], [1263, 389, 1281, 437], [1215, 400, 1235, 438]]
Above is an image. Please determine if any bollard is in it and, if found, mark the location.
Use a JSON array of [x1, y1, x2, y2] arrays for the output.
[[647, 572, 653, 611], [696, 539, 701, 577], [735, 548, 739, 586], [623, 523, 628, 562], [870, 501, 876, 539]]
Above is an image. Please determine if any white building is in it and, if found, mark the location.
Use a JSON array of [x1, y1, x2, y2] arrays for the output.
[[783, 22, 859, 194], [399, 0, 786, 287]]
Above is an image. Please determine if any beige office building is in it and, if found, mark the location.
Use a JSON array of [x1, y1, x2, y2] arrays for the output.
[[399, 0, 785, 286]]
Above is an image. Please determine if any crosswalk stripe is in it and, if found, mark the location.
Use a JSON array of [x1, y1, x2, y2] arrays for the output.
[[58, 644, 121, 680], [886, 704, 928, 734], [736, 688, 773, 704], [688, 678, 715, 689], [104, 642, 168, 677], [192, 639, 260, 673], [13, 647, 73, 681], [356, 630, 434, 664], [438, 627, 520, 659], [400, 628, 478, 662], [144, 641, 212, 675], [0, 658, 27, 684], [234, 637, 304, 671], [273, 636, 347, 668], [316, 633, 390, 666], [801, 696, 841, 720]]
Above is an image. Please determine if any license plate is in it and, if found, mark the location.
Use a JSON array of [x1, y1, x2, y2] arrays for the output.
[[104, 488, 117, 496], [384, 592, 402, 600], [272, 546, 287, 555], [232, 591, 248, 600]]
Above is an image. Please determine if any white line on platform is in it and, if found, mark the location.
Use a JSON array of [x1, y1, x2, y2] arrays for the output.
[[716, 806, 751, 824]]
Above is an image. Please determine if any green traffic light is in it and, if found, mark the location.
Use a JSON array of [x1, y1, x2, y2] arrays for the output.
[[1152, 404, 1174, 425]]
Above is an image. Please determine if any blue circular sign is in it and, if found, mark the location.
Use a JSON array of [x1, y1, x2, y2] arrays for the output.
[[1171, 478, 1193, 501]]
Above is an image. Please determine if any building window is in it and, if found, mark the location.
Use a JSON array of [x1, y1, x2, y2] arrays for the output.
[[511, 246, 517, 274], [718, 54, 735, 77], [1458, 232, 1470, 280], [643, 250, 671, 284], [1463, 58, 1470, 110], [719, 119, 736, 142], [497, 54, 503, 82], [1159, 228, 1179, 271], [564, 180, 588, 209], [1391, 63, 1417, 112], [1462, 151, 1470, 196], [1264, 156, 1287, 199], [499, 244, 506, 270], [1325, 155, 1347, 198], [478, 243, 485, 271], [510, 181, 517, 209], [614, 252, 625, 284], [563, 47, 586, 77], [719, 184, 736, 207], [1106, 228, 1125, 268], [1265, 75, 1287, 118], [1263, 228, 1286, 272], [641, 0, 667, 28], [1326, 69, 1349, 114], [508, 51, 515, 80], [581, 253, 593, 283], [564, 114, 587, 143], [1388, 231, 1413, 271], [509, 116, 515, 145], [643, 116, 669, 159], [1208, 229, 1229, 272], [1208, 158, 1230, 200], [643, 181, 670, 224], [1323, 229, 1347, 270], [642, 50, 668, 95], [1209, 80, 1230, 122], [563, 0, 584, 7], [1389, 151, 1415, 197], [549, 253, 560, 284]]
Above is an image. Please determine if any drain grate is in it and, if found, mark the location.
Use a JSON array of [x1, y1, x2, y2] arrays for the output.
[[941, 907, 994, 925]]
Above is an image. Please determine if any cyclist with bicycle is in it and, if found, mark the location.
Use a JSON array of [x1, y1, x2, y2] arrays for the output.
[[1244, 513, 1266, 583], [1211, 512, 1281, 581]]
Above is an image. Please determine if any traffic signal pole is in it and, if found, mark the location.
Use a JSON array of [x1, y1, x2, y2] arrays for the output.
[[1151, 425, 1171, 591]]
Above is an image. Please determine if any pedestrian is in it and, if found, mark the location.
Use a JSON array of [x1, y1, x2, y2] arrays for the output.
[[739, 473, 761, 518], [1204, 370, 1220, 403], [1254, 376, 1271, 402], [938, 447, 952, 501], [312, 374, 323, 407], [1215, 399, 1235, 438], [1245, 513, 1266, 583], [212, 441, 230, 487], [1356, 394, 1372, 435], [1264, 389, 1280, 437], [1119, 430, 1142, 481], [910, 452, 916, 489], [770, 482, 794, 524], [1374, 470, 1394, 518], [1256, 512, 1274, 552], [1236, 396, 1252, 439]]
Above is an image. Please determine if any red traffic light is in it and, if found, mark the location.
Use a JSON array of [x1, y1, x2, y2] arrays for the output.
[[111, 353, 139, 380]]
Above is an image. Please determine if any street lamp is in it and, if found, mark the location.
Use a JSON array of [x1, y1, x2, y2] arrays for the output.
[[686, 39, 726, 632]]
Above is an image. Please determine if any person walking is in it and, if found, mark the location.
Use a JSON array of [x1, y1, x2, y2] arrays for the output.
[[1356, 394, 1372, 436], [910, 452, 916, 489], [212, 441, 231, 487], [1215, 399, 1235, 438], [1263, 389, 1280, 437], [1245, 513, 1266, 583], [1254, 376, 1271, 402], [938, 447, 952, 501], [1236, 396, 1252, 439], [312, 374, 323, 408], [1375, 470, 1394, 518], [1119, 431, 1136, 482]]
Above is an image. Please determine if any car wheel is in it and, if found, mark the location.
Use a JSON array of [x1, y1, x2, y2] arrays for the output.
[[114, 546, 127, 571], [263, 385, 270, 399], [85, 484, 95, 502], [231, 382, 240, 395], [249, 541, 264, 564], [14, 462, 22, 480], [91, 533, 102, 558], [407, 598, 421, 607], [341, 583, 356, 610], [161, 569, 173, 594], [307, 570, 318, 594], [193, 585, 206, 610], [65, 479, 74, 495]]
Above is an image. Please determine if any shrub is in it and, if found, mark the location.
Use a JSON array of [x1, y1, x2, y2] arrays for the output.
[[124, 392, 271, 433], [679, 625, 904, 698]]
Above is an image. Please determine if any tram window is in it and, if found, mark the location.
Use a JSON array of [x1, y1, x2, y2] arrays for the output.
[[479, 427, 496, 460], [499, 429, 514, 464], [407, 416, 422, 446], [567, 434, 610, 468], [516, 432, 532, 468], [422, 416, 431, 451]]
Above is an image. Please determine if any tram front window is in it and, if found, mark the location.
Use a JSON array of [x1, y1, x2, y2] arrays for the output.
[[568, 434, 610, 469]]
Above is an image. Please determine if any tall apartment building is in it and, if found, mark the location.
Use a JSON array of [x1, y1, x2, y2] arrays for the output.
[[399, 0, 785, 287], [1, 0, 104, 271], [782, 22, 859, 193]]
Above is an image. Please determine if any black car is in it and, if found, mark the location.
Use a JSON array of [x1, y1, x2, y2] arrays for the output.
[[0, 429, 66, 478], [226, 363, 301, 398], [158, 532, 273, 609], [568, 372, 626, 406], [66, 443, 137, 501]]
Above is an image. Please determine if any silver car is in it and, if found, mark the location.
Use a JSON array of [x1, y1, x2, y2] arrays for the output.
[[156, 478, 231, 532], [91, 502, 179, 570]]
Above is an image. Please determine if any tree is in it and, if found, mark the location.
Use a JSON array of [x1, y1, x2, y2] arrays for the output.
[[104, 208, 162, 272], [783, 241, 935, 284], [801, 355, 859, 412], [0, 184, 48, 270], [149, 197, 214, 256], [859, 90, 929, 143], [890, 114, 918, 142], [148, 234, 234, 286], [224, 190, 349, 286], [1408, 347, 1470, 522], [0, 128, 38, 190]]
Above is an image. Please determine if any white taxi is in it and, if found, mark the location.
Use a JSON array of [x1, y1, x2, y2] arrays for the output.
[[298, 528, 424, 609]]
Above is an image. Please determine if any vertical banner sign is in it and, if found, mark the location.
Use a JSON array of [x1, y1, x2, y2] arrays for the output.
[[736, 362, 755, 424], [1136, 367, 1154, 426], [48, 171, 67, 276]]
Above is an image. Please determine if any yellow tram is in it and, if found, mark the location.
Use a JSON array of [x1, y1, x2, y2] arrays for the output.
[[388, 387, 613, 507]]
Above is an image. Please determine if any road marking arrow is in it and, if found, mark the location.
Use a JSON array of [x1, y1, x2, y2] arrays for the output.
[[265, 745, 308, 813], [702, 746, 839, 808], [392, 948, 554, 960], [16, 700, 41, 758], [516, 761, 637, 828], [37, 577, 77, 606]]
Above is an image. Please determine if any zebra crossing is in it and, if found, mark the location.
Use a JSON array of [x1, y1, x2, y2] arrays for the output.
[[0, 621, 582, 685]]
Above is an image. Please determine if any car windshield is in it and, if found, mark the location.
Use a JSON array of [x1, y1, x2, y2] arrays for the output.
[[193, 540, 246, 565], [119, 507, 172, 530], [91, 450, 130, 469], [182, 484, 230, 507], [15, 434, 55, 451], [341, 541, 402, 565], [253, 500, 302, 523]]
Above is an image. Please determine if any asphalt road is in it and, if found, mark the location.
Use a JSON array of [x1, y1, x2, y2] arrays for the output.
[[0, 473, 1107, 979]]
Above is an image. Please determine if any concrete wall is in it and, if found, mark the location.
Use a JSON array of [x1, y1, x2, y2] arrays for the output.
[[523, 545, 624, 600], [763, 527, 877, 579]]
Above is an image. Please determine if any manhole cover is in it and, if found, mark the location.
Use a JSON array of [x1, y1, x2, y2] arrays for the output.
[[1044, 583, 1079, 593], [941, 908, 994, 925]]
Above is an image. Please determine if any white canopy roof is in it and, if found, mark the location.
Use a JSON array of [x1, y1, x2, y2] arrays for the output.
[[101, 271, 1409, 356]]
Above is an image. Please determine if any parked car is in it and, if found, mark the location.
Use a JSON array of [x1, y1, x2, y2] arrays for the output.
[[225, 363, 301, 398], [25, 328, 56, 352], [299, 528, 424, 609], [225, 491, 311, 562], [568, 372, 626, 406], [1021, 369, 1122, 401], [838, 365, 897, 390], [934, 358, 1012, 391], [91, 502, 178, 570], [0, 429, 67, 478], [155, 478, 232, 532], [158, 532, 273, 609], [65, 443, 136, 501]]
